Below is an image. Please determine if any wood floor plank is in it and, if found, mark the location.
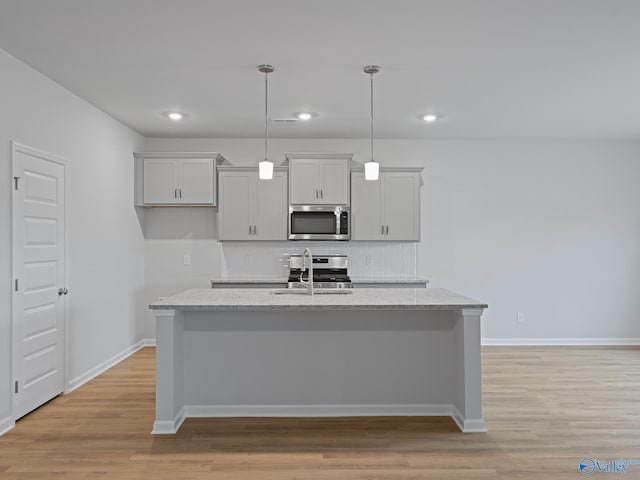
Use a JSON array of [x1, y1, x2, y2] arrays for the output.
[[1, 346, 639, 479]]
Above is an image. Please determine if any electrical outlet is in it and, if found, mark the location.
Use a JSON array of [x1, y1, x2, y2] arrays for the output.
[[517, 312, 525, 324], [183, 254, 191, 266]]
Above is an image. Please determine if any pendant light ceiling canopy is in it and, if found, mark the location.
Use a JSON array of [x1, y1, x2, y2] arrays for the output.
[[258, 64, 274, 180], [364, 65, 380, 181]]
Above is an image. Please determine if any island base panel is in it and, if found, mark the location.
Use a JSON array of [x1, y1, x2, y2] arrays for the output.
[[153, 308, 485, 433]]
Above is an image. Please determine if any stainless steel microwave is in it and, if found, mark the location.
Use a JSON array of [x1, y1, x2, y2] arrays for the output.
[[288, 205, 350, 241]]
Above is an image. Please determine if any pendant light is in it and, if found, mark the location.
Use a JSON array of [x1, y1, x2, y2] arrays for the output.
[[363, 65, 380, 181], [258, 64, 275, 179]]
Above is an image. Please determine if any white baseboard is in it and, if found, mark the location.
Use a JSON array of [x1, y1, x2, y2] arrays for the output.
[[150, 404, 484, 434], [152, 407, 185, 435], [482, 337, 640, 346], [0, 416, 14, 436], [185, 403, 453, 418], [66, 338, 154, 393], [450, 405, 487, 433]]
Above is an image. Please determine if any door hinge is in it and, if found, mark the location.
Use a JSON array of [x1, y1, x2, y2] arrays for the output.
[[15, 279, 19, 292], [13, 176, 20, 190], [15, 381, 18, 394]]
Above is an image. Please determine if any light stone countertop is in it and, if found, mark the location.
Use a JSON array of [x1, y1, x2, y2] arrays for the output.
[[149, 287, 487, 311], [210, 277, 429, 285], [351, 277, 429, 284], [210, 278, 287, 284]]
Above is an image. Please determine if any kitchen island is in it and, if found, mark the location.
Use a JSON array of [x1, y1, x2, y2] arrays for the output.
[[149, 288, 488, 434]]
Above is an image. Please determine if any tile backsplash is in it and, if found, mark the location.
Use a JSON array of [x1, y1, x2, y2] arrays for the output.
[[220, 241, 417, 279]]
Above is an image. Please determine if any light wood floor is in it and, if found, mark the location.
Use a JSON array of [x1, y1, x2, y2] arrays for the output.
[[1, 346, 639, 479]]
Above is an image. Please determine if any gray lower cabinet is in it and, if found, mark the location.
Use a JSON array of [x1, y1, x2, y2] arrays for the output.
[[218, 167, 288, 240]]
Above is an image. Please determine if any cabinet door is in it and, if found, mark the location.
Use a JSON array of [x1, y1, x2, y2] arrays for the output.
[[218, 172, 253, 240], [256, 171, 288, 240], [143, 159, 178, 204], [383, 172, 420, 241], [319, 160, 349, 204], [350, 172, 383, 240], [289, 159, 319, 204], [179, 158, 214, 204]]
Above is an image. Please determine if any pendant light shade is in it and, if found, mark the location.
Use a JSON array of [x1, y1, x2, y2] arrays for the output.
[[363, 65, 380, 181], [258, 64, 274, 180], [364, 160, 379, 181], [259, 159, 274, 179]]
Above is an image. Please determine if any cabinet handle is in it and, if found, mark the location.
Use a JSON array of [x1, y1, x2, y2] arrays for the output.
[[253, 225, 257, 235], [179, 188, 182, 199], [249, 225, 252, 235], [174, 188, 178, 199], [386, 225, 389, 235], [381, 225, 384, 234], [315, 189, 318, 199], [320, 189, 323, 199]]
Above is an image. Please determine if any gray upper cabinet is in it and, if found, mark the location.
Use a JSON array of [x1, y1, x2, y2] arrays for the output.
[[218, 167, 288, 241], [134, 152, 225, 206], [351, 168, 422, 241], [287, 153, 351, 205]]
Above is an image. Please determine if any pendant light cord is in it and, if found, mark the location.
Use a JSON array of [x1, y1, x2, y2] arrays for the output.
[[370, 71, 374, 163], [264, 70, 269, 162]]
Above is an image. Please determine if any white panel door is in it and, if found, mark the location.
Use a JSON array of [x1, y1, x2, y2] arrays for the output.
[[143, 159, 178, 204], [289, 160, 319, 204], [256, 171, 288, 240], [384, 172, 420, 241], [179, 159, 214, 204], [319, 160, 349, 204], [350, 172, 384, 240], [218, 172, 253, 240], [12, 144, 66, 420]]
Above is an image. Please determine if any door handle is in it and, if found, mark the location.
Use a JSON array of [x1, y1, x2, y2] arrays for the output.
[[58, 287, 68, 296]]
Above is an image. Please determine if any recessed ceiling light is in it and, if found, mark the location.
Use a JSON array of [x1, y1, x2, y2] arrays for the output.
[[423, 114, 438, 123], [294, 112, 317, 121], [163, 111, 188, 121]]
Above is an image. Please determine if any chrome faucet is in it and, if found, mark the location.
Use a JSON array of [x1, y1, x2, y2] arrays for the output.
[[299, 248, 314, 295]]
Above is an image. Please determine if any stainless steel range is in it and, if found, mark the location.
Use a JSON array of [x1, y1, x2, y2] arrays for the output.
[[288, 254, 351, 289]]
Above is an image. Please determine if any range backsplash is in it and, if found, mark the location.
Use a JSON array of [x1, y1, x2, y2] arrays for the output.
[[220, 241, 418, 279]]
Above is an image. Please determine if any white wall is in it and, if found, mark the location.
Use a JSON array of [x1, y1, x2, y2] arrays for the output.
[[0, 48, 146, 430], [144, 137, 640, 341]]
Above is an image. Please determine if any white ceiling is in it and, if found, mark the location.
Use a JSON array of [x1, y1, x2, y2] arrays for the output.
[[1, 0, 640, 139]]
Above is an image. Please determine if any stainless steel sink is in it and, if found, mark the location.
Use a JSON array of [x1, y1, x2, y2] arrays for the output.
[[271, 288, 354, 295]]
